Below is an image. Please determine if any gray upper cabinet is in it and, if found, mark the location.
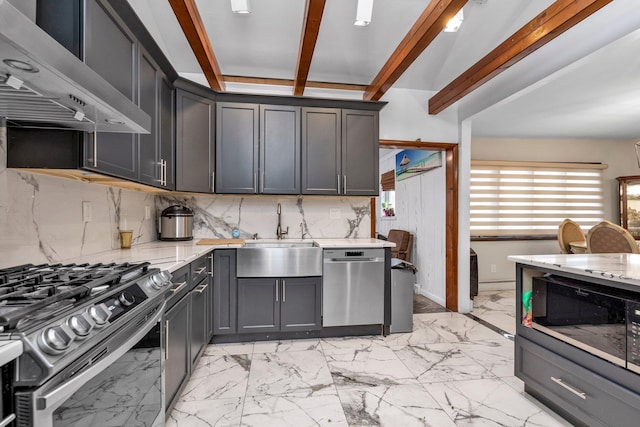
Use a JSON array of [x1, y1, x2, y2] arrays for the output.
[[341, 109, 379, 195], [301, 108, 341, 195], [175, 89, 215, 193], [138, 48, 174, 189], [84, 0, 137, 102], [82, 0, 138, 180], [260, 105, 301, 194], [301, 107, 379, 196], [215, 102, 259, 193], [216, 103, 301, 194]]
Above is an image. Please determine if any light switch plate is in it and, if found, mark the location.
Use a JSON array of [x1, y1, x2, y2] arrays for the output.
[[329, 208, 341, 219], [82, 201, 92, 222], [145, 205, 151, 220]]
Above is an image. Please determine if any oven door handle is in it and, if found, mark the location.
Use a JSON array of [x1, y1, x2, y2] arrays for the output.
[[38, 303, 165, 410], [0, 414, 16, 427]]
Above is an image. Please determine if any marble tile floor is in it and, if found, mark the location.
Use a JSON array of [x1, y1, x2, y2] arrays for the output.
[[470, 289, 517, 337], [166, 311, 571, 427]]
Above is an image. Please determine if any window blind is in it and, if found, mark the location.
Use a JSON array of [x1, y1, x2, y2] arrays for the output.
[[470, 161, 606, 236], [381, 170, 395, 191]]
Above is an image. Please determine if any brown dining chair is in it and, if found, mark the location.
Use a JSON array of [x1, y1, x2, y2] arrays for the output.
[[586, 220, 640, 254], [557, 219, 586, 254], [387, 229, 414, 261]]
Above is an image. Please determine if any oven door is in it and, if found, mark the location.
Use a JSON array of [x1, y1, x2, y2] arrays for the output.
[[15, 302, 165, 427]]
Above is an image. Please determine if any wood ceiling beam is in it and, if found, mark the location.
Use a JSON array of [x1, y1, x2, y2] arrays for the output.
[[224, 75, 368, 92], [428, 0, 613, 114], [168, 0, 225, 91], [293, 0, 327, 96], [363, 0, 468, 101]]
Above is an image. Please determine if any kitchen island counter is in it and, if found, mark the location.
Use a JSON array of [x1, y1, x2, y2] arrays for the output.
[[508, 253, 640, 290]]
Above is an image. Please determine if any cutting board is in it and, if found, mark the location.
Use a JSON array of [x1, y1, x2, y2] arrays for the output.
[[196, 238, 245, 245]]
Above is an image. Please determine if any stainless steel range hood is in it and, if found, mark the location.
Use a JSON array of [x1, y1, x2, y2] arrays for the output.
[[0, 0, 150, 133]]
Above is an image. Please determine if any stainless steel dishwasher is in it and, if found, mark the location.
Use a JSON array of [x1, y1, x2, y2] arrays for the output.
[[322, 248, 385, 327]]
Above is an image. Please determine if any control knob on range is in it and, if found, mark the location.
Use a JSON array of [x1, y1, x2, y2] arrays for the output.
[[118, 292, 135, 307], [88, 304, 111, 327], [39, 325, 74, 355], [146, 271, 172, 290], [67, 314, 92, 338]]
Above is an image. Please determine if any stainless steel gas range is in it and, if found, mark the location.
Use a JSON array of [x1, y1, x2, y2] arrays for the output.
[[0, 262, 172, 427]]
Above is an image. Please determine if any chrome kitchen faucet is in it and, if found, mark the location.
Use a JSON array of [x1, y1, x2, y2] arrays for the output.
[[276, 203, 288, 239]]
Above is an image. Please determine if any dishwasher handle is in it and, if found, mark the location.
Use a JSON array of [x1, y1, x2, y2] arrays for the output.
[[325, 257, 384, 263]]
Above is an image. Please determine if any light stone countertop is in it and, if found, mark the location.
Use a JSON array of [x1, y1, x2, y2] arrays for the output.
[[63, 238, 394, 273], [508, 253, 640, 288], [0, 341, 23, 366]]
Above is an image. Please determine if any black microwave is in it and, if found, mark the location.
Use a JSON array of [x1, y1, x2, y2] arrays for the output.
[[531, 275, 640, 373]]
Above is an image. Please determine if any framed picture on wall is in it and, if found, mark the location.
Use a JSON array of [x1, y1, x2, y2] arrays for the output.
[[395, 149, 442, 181]]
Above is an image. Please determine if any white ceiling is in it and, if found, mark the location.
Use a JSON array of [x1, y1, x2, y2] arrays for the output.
[[128, 0, 640, 141]]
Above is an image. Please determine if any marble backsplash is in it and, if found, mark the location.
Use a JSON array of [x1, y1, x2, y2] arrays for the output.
[[156, 194, 371, 240], [0, 169, 156, 268], [0, 173, 371, 269]]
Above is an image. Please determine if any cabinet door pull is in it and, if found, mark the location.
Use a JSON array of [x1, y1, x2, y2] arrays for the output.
[[162, 159, 167, 186], [337, 174, 341, 193], [550, 377, 587, 400], [164, 319, 170, 360], [92, 132, 98, 166], [209, 254, 214, 276], [254, 173, 258, 193], [195, 267, 207, 275], [195, 282, 208, 293], [343, 175, 347, 194], [171, 281, 188, 294], [211, 172, 215, 192], [282, 279, 286, 302], [275, 279, 279, 302], [261, 172, 265, 193]]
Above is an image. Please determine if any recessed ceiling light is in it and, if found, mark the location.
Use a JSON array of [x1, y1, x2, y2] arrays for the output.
[[231, 0, 250, 14], [354, 0, 374, 27], [444, 8, 464, 33]]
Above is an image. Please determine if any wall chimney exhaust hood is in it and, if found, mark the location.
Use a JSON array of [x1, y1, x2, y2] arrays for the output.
[[0, 0, 150, 133]]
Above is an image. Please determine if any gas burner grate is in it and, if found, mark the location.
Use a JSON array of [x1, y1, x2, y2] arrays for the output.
[[0, 262, 150, 331]]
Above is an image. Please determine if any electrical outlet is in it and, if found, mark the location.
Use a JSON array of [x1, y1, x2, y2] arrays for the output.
[[490, 264, 497, 273], [329, 208, 341, 219], [82, 201, 92, 222], [145, 205, 151, 220]]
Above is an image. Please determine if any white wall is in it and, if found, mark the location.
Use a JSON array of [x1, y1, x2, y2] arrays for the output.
[[375, 88, 459, 308], [471, 137, 640, 287], [377, 150, 447, 306]]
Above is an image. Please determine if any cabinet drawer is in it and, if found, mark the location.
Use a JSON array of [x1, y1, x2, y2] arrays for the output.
[[517, 337, 640, 427], [167, 265, 190, 309], [190, 255, 209, 288]]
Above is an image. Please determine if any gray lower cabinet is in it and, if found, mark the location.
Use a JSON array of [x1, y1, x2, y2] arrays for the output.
[[190, 277, 210, 367], [237, 277, 322, 333], [164, 288, 190, 414], [517, 336, 640, 427], [212, 250, 237, 335], [175, 89, 215, 192]]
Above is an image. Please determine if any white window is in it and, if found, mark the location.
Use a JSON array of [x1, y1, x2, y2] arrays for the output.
[[470, 161, 606, 237]]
